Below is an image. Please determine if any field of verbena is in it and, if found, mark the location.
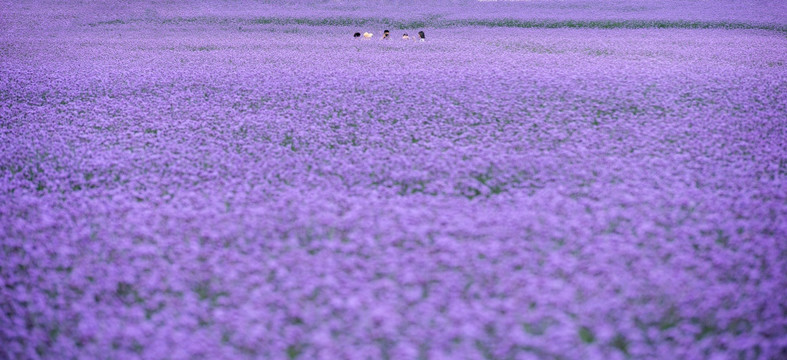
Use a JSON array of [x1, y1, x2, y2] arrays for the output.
[[1, 2, 787, 360]]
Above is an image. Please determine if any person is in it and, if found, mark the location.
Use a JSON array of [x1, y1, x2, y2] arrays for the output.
[[382, 30, 390, 39], [402, 33, 409, 40], [418, 31, 425, 42], [363, 32, 373, 39], [353, 32, 361, 38]]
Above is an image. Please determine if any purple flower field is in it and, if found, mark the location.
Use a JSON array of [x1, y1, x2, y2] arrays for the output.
[[1, 1, 786, 359]]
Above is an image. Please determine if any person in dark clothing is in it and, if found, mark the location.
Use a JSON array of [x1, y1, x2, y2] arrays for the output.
[[382, 30, 390, 39], [353, 32, 361, 38]]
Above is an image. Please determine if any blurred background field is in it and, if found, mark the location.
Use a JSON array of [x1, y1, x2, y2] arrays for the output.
[[2, 0, 787, 33]]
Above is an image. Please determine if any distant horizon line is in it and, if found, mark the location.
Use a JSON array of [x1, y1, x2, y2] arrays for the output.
[[86, 16, 787, 33]]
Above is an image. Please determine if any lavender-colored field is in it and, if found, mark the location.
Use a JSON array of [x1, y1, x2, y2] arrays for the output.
[[2, 1, 787, 359]]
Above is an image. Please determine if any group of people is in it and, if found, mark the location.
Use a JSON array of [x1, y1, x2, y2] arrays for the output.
[[354, 30, 425, 41]]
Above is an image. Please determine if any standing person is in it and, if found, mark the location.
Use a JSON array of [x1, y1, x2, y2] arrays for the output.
[[402, 33, 409, 40], [418, 31, 425, 42], [382, 30, 390, 39]]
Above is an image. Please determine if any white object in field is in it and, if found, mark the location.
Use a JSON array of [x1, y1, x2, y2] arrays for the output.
[[363, 32, 373, 39]]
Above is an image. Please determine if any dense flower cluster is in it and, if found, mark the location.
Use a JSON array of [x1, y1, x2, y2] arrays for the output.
[[1, 1, 786, 359]]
